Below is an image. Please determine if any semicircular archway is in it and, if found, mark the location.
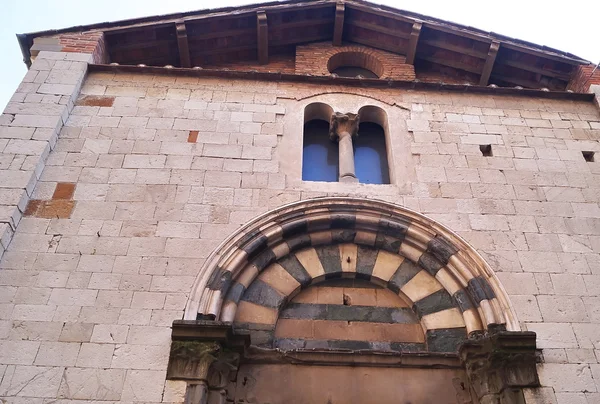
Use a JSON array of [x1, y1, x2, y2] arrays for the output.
[[184, 197, 519, 351]]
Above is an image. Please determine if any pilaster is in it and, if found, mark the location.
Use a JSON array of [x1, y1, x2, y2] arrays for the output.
[[0, 33, 106, 260]]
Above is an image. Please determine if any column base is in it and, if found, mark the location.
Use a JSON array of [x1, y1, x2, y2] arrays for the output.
[[340, 175, 359, 183]]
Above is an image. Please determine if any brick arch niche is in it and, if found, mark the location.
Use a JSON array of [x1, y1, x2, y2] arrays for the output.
[[295, 42, 416, 81], [169, 198, 540, 404]]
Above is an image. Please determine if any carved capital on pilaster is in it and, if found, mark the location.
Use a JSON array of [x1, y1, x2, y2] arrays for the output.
[[169, 340, 220, 381], [460, 331, 539, 404], [329, 112, 360, 141], [167, 320, 248, 382]]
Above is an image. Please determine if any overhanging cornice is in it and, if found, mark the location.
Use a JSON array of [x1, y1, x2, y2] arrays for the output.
[[17, 0, 592, 91]]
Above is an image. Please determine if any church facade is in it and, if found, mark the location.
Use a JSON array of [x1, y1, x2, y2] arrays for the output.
[[1, 1, 600, 403]]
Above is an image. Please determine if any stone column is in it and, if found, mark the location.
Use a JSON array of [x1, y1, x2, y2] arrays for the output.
[[459, 331, 539, 404], [329, 112, 360, 183]]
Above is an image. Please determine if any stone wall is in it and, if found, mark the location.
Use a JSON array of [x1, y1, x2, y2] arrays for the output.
[[0, 61, 600, 404]]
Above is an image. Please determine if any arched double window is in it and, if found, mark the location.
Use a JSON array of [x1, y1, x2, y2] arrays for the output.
[[302, 103, 390, 184]]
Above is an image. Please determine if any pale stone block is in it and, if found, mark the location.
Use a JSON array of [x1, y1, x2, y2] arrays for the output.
[[59, 322, 94, 342], [127, 237, 166, 256], [52, 306, 81, 322], [87, 273, 122, 290], [549, 274, 587, 295], [573, 324, 600, 349], [118, 308, 152, 325], [76, 342, 115, 367], [90, 324, 129, 343], [223, 159, 253, 172], [202, 187, 234, 205], [537, 364, 596, 392], [150, 309, 182, 326], [0, 170, 34, 189], [135, 168, 172, 185], [156, 221, 201, 238], [105, 86, 147, 97], [96, 290, 133, 308], [0, 365, 63, 398], [57, 368, 125, 400], [14, 287, 51, 305], [496, 272, 538, 294], [77, 254, 116, 273], [565, 349, 597, 364], [34, 341, 80, 366], [48, 288, 98, 306], [131, 292, 166, 309], [0, 127, 35, 139], [121, 369, 167, 402], [164, 238, 218, 258], [173, 118, 217, 131], [416, 166, 446, 182], [111, 343, 169, 370], [526, 233, 563, 252], [241, 145, 271, 160], [537, 296, 588, 323], [519, 251, 561, 273], [150, 276, 195, 293], [468, 214, 509, 231], [9, 320, 63, 341], [163, 380, 187, 402], [70, 201, 116, 220], [127, 325, 171, 345], [123, 154, 166, 169], [559, 235, 594, 253], [119, 274, 152, 291], [526, 322, 578, 349]]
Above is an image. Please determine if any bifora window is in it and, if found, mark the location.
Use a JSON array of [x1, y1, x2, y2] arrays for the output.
[[302, 103, 390, 184]]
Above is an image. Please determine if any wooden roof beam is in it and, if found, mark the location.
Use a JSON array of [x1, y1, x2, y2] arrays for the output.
[[419, 55, 481, 75], [489, 73, 562, 90], [405, 21, 422, 65], [479, 41, 499, 86], [176, 22, 191, 68], [346, 20, 411, 40], [420, 39, 488, 60], [257, 11, 268, 65], [333, 1, 345, 46], [498, 59, 572, 81]]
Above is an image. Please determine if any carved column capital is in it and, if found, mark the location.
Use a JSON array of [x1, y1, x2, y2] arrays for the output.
[[460, 331, 539, 404], [329, 112, 360, 141]]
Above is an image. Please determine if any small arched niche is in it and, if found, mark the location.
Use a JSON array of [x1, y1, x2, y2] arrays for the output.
[[355, 105, 390, 184], [327, 51, 384, 78], [302, 102, 338, 182]]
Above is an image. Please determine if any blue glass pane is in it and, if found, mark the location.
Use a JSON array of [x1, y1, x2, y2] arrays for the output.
[[302, 120, 339, 182], [354, 122, 390, 184]]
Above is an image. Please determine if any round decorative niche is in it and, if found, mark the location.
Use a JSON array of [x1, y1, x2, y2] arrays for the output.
[[327, 51, 384, 78]]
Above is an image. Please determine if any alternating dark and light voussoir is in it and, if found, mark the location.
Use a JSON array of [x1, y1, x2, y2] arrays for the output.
[[185, 197, 518, 353]]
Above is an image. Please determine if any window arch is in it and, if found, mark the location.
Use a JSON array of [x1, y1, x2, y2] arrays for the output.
[[302, 103, 338, 182], [355, 106, 390, 184]]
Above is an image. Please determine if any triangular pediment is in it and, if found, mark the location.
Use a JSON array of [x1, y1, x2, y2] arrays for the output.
[[20, 0, 590, 90]]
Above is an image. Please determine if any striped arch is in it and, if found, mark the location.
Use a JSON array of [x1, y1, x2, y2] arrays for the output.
[[184, 198, 519, 344]]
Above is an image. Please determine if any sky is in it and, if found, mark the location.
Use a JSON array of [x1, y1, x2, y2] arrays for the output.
[[1, 0, 599, 111]]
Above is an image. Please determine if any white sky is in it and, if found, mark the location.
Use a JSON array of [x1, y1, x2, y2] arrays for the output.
[[1, 0, 599, 111]]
